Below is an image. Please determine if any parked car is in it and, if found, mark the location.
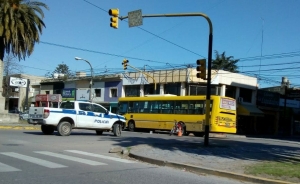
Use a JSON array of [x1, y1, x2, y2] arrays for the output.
[[19, 110, 29, 120]]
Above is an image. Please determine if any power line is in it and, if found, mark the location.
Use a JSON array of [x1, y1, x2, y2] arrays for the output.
[[83, 0, 206, 58], [40, 41, 166, 64]]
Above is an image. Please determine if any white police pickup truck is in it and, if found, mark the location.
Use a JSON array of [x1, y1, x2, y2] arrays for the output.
[[28, 101, 126, 136]]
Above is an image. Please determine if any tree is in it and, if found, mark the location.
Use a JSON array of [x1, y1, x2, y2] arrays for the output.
[[45, 63, 74, 79], [3, 54, 23, 96], [212, 51, 239, 73], [0, 0, 48, 100]]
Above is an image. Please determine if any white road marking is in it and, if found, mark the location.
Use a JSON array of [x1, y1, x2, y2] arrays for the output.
[[65, 150, 136, 163], [0, 152, 67, 169], [0, 162, 21, 172], [34, 151, 107, 166]]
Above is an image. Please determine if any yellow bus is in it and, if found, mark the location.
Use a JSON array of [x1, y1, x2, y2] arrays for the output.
[[118, 95, 236, 136]]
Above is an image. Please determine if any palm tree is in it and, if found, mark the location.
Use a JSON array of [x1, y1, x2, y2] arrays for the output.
[[0, 0, 48, 104], [212, 51, 239, 73]]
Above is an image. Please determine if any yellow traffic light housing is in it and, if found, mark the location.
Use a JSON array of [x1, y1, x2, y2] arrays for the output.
[[122, 59, 129, 70], [196, 59, 206, 80], [109, 9, 119, 29]]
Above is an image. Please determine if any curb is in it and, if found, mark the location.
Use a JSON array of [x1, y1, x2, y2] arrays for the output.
[[0, 125, 40, 130], [128, 153, 295, 184]]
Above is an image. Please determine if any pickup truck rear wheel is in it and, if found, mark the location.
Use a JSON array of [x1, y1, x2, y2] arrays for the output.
[[113, 124, 121, 137], [57, 121, 72, 136], [41, 125, 55, 135]]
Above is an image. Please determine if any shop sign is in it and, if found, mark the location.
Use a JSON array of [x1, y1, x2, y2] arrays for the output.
[[256, 90, 280, 108]]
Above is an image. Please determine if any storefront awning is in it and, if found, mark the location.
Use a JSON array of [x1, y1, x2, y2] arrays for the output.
[[237, 104, 264, 117]]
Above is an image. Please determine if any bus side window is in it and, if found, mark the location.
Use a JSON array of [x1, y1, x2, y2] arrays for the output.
[[133, 102, 139, 113]]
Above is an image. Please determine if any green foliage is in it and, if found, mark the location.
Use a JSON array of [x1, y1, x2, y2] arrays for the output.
[[45, 63, 73, 79], [245, 160, 300, 179], [212, 51, 239, 73], [0, 0, 49, 60]]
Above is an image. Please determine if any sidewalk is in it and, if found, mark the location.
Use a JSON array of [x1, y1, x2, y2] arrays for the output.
[[1, 122, 298, 184], [128, 144, 298, 184]]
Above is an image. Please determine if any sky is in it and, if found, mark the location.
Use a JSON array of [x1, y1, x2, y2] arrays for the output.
[[13, 0, 300, 89]]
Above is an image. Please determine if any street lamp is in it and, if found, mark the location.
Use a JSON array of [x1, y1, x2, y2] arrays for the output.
[[75, 57, 94, 101]]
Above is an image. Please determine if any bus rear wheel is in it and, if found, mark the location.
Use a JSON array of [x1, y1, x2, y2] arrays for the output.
[[193, 132, 204, 137], [128, 121, 135, 132]]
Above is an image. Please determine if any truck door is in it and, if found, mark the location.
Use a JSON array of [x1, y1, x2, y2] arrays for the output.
[[91, 104, 111, 129], [77, 102, 94, 128]]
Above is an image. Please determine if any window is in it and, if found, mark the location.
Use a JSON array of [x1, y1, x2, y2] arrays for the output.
[[150, 101, 161, 113], [45, 91, 50, 94], [125, 86, 140, 97], [92, 104, 107, 113], [61, 102, 74, 109], [161, 101, 174, 114], [239, 88, 252, 103], [110, 88, 117, 97], [79, 103, 92, 111], [118, 102, 128, 114], [188, 100, 205, 114], [95, 89, 101, 97]]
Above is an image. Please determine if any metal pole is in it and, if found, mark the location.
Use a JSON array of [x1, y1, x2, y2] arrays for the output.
[[25, 79, 30, 111], [204, 33, 213, 146], [84, 60, 93, 102], [75, 57, 93, 102]]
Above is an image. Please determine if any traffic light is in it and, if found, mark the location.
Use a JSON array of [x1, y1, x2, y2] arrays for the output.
[[122, 59, 129, 70], [196, 59, 206, 80], [109, 9, 119, 29]]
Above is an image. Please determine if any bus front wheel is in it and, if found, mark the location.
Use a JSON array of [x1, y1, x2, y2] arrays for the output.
[[128, 121, 135, 132]]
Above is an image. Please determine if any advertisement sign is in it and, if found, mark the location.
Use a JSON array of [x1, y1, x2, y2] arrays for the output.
[[279, 99, 300, 108], [220, 98, 236, 110], [62, 88, 76, 98], [76, 89, 89, 101], [35, 94, 48, 101], [49, 94, 62, 102], [35, 94, 62, 102], [10, 77, 28, 88], [287, 89, 300, 100], [256, 90, 280, 108]]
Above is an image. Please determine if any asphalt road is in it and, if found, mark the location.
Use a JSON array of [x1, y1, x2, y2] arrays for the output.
[[0, 129, 254, 184]]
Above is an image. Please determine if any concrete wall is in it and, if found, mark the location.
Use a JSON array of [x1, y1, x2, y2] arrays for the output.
[[0, 113, 19, 123]]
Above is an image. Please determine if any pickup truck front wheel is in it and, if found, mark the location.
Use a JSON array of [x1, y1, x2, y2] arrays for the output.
[[41, 125, 55, 135], [113, 124, 121, 137], [57, 121, 72, 136]]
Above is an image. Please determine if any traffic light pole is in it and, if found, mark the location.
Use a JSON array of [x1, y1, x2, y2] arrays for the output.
[[120, 12, 213, 146]]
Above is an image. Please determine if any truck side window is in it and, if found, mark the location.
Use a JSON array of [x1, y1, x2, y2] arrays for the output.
[[79, 103, 91, 111], [61, 102, 74, 109], [93, 104, 107, 113]]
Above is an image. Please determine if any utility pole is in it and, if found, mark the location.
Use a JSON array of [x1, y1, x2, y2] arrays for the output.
[[25, 79, 30, 111]]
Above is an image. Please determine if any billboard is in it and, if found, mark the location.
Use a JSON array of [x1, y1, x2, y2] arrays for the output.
[[62, 88, 76, 98], [76, 89, 89, 101], [10, 77, 28, 88]]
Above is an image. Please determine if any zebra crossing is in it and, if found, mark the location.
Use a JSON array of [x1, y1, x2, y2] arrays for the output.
[[0, 150, 135, 173]]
